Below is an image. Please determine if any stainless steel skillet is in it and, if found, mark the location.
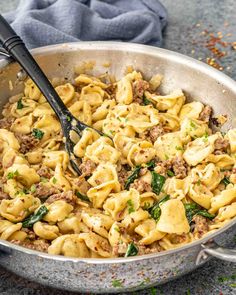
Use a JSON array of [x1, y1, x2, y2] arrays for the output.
[[0, 42, 235, 293]]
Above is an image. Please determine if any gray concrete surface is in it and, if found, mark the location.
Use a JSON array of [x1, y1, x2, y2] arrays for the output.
[[0, 0, 236, 294]]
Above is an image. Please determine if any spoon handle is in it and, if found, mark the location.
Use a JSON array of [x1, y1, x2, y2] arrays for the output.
[[0, 15, 71, 121]]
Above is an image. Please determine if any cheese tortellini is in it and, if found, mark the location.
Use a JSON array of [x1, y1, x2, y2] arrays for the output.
[[0, 70, 235, 259]]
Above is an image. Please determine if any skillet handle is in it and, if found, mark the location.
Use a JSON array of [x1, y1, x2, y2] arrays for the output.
[[196, 241, 236, 265], [0, 15, 69, 120]]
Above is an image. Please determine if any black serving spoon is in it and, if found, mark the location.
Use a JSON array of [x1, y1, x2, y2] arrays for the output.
[[0, 15, 104, 175]]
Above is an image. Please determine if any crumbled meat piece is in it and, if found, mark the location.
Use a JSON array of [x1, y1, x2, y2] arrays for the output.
[[130, 179, 152, 193], [172, 156, 188, 179], [132, 80, 149, 103], [33, 183, 60, 199], [214, 138, 229, 154], [22, 228, 37, 240], [169, 233, 188, 244], [117, 166, 129, 189], [16, 133, 39, 154], [137, 242, 163, 255], [0, 117, 14, 130], [37, 166, 52, 178], [79, 159, 97, 176], [74, 177, 91, 195], [112, 242, 128, 256], [155, 159, 173, 176], [144, 125, 165, 143], [0, 191, 9, 200], [12, 239, 50, 252], [46, 190, 77, 206], [106, 84, 116, 99], [192, 215, 209, 238], [199, 105, 212, 122]]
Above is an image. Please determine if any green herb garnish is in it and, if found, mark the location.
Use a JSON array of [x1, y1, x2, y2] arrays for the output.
[[76, 191, 90, 202], [52, 177, 57, 184], [127, 199, 135, 214], [124, 165, 141, 190], [184, 203, 215, 223], [175, 146, 184, 151], [32, 128, 44, 140], [143, 96, 154, 106], [149, 195, 170, 222], [7, 170, 19, 180], [66, 115, 71, 122], [17, 98, 24, 109], [22, 205, 48, 228], [125, 242, 138, 257], [167, 170, 175, 177], [221, 177, 230, 186], [112, 279, 123, 288], [151, 171, 166, 195]]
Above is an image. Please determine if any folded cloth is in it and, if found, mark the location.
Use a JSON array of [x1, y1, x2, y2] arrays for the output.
[[4, 0, 167, 49]]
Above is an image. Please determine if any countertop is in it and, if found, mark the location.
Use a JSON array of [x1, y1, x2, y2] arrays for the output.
[[0, 0, 236, 294]]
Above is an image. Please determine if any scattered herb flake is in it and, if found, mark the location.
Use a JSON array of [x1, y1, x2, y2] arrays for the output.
[[30, 184, 36, 193], [167, 170, 175, 177], [22, 205, 48, 228], [32, 128, 44, 140], [151, 171, 166, 195], [150, 287, 157, 295], [17, 98, 24, 109], [112, 279, 123, 288], [175, 146, 184, 151], [127, 199, 135, 214], [165, 154, 169, 160], [7, 170, 19, 180], [190, 121, 197, 129], [143, 96, 154, 106], [52, 177, 57, 184], [66, 115, 71, 122], [125, 242, 138, 257]]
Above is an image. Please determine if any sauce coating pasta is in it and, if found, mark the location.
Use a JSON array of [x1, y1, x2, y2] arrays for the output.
[[0, 70, 235, 258]]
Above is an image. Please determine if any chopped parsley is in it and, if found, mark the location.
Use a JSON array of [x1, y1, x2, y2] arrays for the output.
[[32, 128, 44, 140], [124, 165, 141, 190], [76, 191, 90, 202], [127, 199, 135, 214], [7, 170, 19, 180], [66, 115, 71, 122], [221, 177, 231, 186], [112, 279, 123, 288], [125, 242, 138, 257], [184, 203, 215, 223], [167, 169, 175, 177], [30, 184, 36, 193], [149, 195, 170, 222], [22, 205, 48, 228], [151, 171, 166, 195], [143, 95, 154, 106], [52, 177, 57, 184], [190, 121, 197, 129], [175, 146, 183, 151], [17, 98, 24, 109]]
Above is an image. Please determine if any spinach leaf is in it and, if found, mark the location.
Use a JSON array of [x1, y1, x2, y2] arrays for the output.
[[149, 195, 170, 221], [22, 205, 48, 228], [32, 128, 44, 140], [124, 165, 141, 190], [146, 160, 156, 170], [184, 203, 215, 223], [221, 177, 230, 186], [125, 242, 138, 257], [76, 191, 90, 202], [151, 171, 166, 195], [17, 98, 24, 109]]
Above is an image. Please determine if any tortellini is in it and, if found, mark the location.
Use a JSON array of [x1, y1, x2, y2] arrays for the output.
[[0, 69, 235, 260]]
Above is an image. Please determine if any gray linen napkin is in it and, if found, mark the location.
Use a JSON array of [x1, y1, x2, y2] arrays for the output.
[[3, 0, 167, 49]]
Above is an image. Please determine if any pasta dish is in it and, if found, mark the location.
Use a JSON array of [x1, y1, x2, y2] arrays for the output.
[[0, 70, 235, 258]]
